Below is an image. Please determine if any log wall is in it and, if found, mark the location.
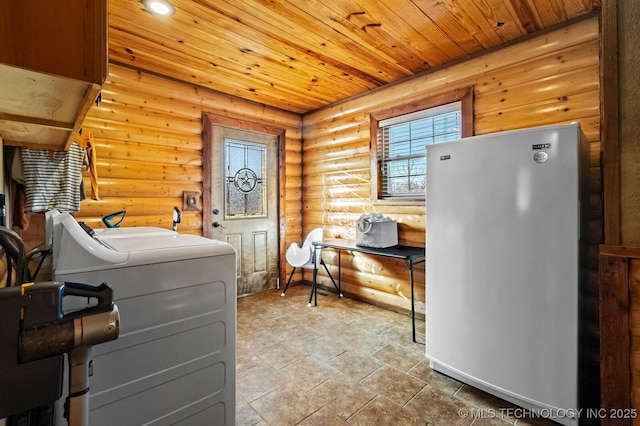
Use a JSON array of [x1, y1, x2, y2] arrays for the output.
[[75, 63, 303, 283], [302, 15, 601, 314]]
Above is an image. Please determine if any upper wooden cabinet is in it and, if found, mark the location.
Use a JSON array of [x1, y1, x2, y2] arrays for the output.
[[0, 0, 107, 150]]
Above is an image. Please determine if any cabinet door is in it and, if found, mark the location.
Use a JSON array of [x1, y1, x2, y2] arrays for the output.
[[0, 0, 107, 85]]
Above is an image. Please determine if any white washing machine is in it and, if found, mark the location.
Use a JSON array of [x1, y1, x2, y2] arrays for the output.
[[47, 211, 236, 426], [94, 226, 178, 239]]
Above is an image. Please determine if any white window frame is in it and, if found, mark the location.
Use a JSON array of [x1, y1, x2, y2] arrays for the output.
[[377, 102, 461, 199], [370, 87, 474, 204]]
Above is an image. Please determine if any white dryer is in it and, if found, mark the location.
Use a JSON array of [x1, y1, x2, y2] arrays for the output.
[[47, 211, 236, 425]]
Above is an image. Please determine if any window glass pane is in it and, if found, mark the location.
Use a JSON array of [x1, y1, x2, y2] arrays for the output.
[[388, 176, 407, 195], [410, 175, 426, 192], [387, 159, 407, 177], [410, 158, 426, 175], [224, 139, 267, 217], [390, 140, 410, 158]]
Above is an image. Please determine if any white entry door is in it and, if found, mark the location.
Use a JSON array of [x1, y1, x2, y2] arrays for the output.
[[210, 126, 279, 295]]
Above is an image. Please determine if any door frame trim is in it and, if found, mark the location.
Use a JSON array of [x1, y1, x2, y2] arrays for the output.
[[202, 113, 287, 287]]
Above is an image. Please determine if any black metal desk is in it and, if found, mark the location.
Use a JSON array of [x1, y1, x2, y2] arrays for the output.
[[311, 239, 425, 343]]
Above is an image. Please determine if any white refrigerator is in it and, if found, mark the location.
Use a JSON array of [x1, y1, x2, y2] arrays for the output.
[[425, 124, 589, 426]]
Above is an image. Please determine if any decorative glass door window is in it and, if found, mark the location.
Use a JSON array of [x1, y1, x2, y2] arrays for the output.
[[224, 139, 267, 218]]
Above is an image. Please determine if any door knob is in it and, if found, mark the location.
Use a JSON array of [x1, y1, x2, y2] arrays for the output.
[[213, 221, 226, 229]]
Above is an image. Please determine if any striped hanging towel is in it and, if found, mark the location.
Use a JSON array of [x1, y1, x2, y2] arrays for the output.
[[21, 142, 85, 213]]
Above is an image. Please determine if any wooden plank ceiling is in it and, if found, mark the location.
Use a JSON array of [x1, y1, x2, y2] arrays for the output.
[[108, 0, 598, 114]]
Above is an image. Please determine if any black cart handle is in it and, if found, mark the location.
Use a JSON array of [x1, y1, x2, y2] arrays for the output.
[[62, 282, 114, 319]]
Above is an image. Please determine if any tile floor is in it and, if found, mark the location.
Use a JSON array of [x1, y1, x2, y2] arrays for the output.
[[236, 284, 557, 426]]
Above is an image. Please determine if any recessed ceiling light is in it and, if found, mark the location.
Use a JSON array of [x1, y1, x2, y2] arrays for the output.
[[142, 0, 175, 16]]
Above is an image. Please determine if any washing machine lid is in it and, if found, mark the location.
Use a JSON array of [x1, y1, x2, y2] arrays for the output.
[[94, 227, 178, 240], [105, 234, 233, 262], [103, 234, 215, 250], [52, 212, 235, 275]]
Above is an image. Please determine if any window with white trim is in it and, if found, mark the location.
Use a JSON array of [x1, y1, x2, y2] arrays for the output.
[[377, 102, 461, 199], [370, 87, 473, 202]]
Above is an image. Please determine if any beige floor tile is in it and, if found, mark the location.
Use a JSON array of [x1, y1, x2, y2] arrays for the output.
[[276, 323, 325, 344], [359, 364, 427, 407], [236, 393, 264, 426], [258, 341, 310, 369], [404, 386, 475, 426], [236, 349, 262, 374], [371, 342, 425, 372], [455, 384, 518, 411], [237, 286, 557, 426], [250, 382, 324, 426], [347, 395, 424, 426], [237, 327, 286, 355], [299, 311, 347, 335], [407, 359, 463, 395], [306, 373, 377, 420], [297, 406, 351, 425], [279, 355, 341, 391], [327, 349, 385, 382], [326, 326, 389, 355], [293, 334, 354, 361], [237, 364, 290, 402], [377, 323, 421, 348]]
